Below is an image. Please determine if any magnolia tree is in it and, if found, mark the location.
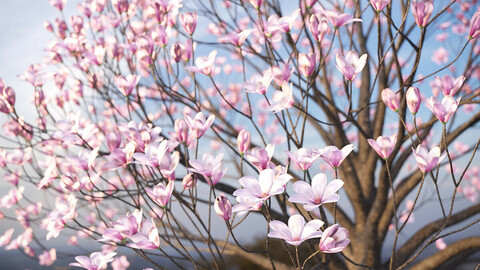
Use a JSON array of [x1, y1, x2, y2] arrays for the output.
[[1, 0, 480, 269]]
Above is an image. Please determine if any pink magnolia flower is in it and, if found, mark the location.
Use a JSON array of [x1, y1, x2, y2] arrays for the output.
[[245, 144, 275, 171], [185, 51, 218, 76], [368, 135, 397, 159], [218, 29, 253, 47], [69, 251, 117, 270], [49, 0, 66, 10], [0, 79, 15, 114], [114, 75, 140, 96], [298, 53, 316, 77], [335, 51, 368, 81], [285, 148, 320, 171], [184, 111, 215, 138], [411, 0, 434, 27], [469, 10, 480, 39], [179, 12, 198, 36], [237, 129, 251, 155], [189, 153, 227, 186], [434, 75, 465, 96], [39, 248, 57, 266], [0, 228, 14, 247], [249, 0, 263, 9], [412, 145, 446, 173], [233, 169, 292, 202], [101, 210, 143, 243], [111, 255, 130, 270], [244, 70, 273, 95], [182, 173, 197, 190], [431, 47, 448, 65], [425, 96, 461, 123], [289, 173, 344, 211], [323, 9, 362, 28], [381, 88, 401, 112], [406, 87, 421, 114], [232, 195, 263, 217], [145, 181, 174, 208], [268, 214, 323, 246], [127, 218, 160, 250], [268, 81, 294, 113], [370, 0, 391, 12], [318, 144, 354, 169], [214, 194, 232, 221], [103, 141, 136, 170], [435, 238, 447, 250], [308, 14, 329, 43], [318, 224, 350, 253]]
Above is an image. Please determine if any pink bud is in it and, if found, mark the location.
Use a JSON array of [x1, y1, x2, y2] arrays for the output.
[[171, 43, 183, 63], [305, 0, 317, 9], [370, 0, 391, 12], [406, 87, 421, 114], [179, 12, 198, 36], [237, 129, 251, 155], [214, 194, 232, 221], [381, 88, 401, 112], [298, 53, 316, 77], [469, 10, 480, 39], [308, 15, 329, 43], [411, 0, 433, 27], [249, 0, 263, 9], [182, 173, 197, 190]]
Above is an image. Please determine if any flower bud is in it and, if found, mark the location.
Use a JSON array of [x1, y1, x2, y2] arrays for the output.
[[237, 129, 251, 155], [406, 87, 421, 114], [179, 12, 198, 36], [214, 194, 232, 221]]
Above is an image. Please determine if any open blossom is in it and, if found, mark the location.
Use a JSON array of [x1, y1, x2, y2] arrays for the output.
[[268, 81, 294, 113], [39, 248, 57, 266], [412, 145, 446, 173], [184, 111, 215, 138], [218, 29, 253, 47], [322, 9, 362, 28], [406, 87, 421, 114], [434, 75, 465, 96], [185, 51, 217, 76], [368, 135, 397, 159], [232, 195, 263, 217], [318, 144, 354, 169], [233, 169, 292, 203], [245, 144, 275, 171], [285, 148, 320, 171], [114, 75, 140, 96], [101, 210, 143, 243], [244, 70, 273, 95], [69, 251, 116, 270], [381, 88, 401, 112], [469, 10, 480, 39], [145, 181, 174, 208], [425, 96, 461, 123], [318, 224, 350, 253], [127, 218, 160, 250], [268, 214, 323, 246], [189, 153, 227, 186], [0, 79, 15, 114], [411, 0, 433, 27], [289, 173, 344, 211], [335, 51, 367, 81]]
